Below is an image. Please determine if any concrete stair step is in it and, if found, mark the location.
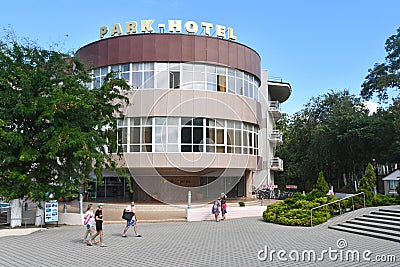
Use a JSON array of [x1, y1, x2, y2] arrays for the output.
[[379, 208, 400, 214], [355, 216, 400, 227], [363, 214, 400, 221], [371, 211, 400, 217], [346, 220, 400, 232], [336, 222, 400, 237], [328, 224, 400, 243]]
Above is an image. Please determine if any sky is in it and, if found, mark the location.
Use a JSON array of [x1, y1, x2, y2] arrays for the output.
[[1, 0, 399, 115]]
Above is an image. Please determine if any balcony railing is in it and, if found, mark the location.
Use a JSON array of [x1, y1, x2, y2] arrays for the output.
[[268, 101, 282, 120], [269, 130, 283, 145], [270, 157, 284, 171]]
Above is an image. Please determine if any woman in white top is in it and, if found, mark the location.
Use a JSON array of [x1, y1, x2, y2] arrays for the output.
[[83, 204, 97, 245], [121, 201, 141, 237]]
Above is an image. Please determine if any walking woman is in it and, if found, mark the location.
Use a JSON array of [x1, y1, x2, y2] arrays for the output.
[[83, 204, 97, 245], [220, 193, 228, 221], [211, 198, 221, 222]]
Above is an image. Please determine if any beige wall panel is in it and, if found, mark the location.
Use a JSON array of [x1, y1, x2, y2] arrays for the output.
[[180, 90, 195, 117], [166, 90, 181, 116], [153, 89, 169, 116]]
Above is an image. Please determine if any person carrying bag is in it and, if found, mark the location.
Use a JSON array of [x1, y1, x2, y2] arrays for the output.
[[121, 201, 142, 237]]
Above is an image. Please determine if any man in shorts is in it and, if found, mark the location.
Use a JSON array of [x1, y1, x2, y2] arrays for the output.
[[121, 201, 142, 237], [91, 203, 106, 247]]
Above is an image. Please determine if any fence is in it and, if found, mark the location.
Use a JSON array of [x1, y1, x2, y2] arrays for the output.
[[310, 192, 365, 226]]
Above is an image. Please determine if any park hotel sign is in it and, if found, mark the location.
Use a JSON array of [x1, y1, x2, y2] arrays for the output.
[[100, 19, 237, 41]]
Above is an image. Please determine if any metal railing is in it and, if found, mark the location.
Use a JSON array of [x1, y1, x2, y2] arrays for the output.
[[310, 192, 365, 226]]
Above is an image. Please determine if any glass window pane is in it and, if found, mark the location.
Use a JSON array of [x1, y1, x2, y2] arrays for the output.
[[143, 127, 152, 143], [144, 71, 154, 88], [156, 70, 168, 89], [94, 68, 100, 76], [122, 64, 130, 72], [217, 67, 226, 75], [235, 130, 241, 146], [216, 129, 224, 144], [217, 75, 226, 92], [131, 127, 140, 144], [207, 127, 215, 143], [181, 117, 192, 126], [181, 145, 191, 152], [143, 62, 154, 70], [155, 117, 166, 125], [101, 67, 108, 75], [182, 63, 193, 71], [193, 118, 203, 126], [206, 65, 216, 73], [169, 71, 180, 89], [193, 127, 203, 144], [167, 117, 178, 125], [181, 127, 192, 143], [228, 76, 235, 94], [121, 73, 130, 82], [111, 65, 119, 72], [132, 72, 143, 89], [193, 64, 205, 72], [169, 63, 180, 71], [132, 63, 142, 71], [167, 145, 179, 152], [227, 129, 234, 145], [130, 145, 140, 152], [167, 127, 178, 143], [236, 77, 243, 95], [157, 62, 168, 71]]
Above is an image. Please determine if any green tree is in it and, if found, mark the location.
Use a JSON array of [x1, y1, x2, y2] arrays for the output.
[[357, 163, 376, 206], [0, 34, 129, 226], [361, 27, 400, 102], [276, 90, 372, 191], [316, 171, 329, 193]]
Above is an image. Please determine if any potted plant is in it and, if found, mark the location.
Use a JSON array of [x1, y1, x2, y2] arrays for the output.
[[238, 201, 245, 207]]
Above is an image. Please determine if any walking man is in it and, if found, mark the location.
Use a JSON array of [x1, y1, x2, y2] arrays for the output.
[[91, 203, 106, 247], [122, 201, 142, 237]]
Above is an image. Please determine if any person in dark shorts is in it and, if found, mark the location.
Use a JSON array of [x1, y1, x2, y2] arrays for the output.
[[91, 203, 106, 247], [121, 201, 141, 238], [220, 193, 228, 221]]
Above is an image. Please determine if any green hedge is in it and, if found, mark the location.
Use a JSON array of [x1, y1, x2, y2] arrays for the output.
[[263, 191, 399, 226]]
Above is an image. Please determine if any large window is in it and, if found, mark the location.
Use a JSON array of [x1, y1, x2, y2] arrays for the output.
[[89, 62, 260, 101], [117, 117, 259, 155]]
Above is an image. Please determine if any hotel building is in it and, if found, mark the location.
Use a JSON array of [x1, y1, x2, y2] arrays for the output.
[[76, 24, 291, 202]]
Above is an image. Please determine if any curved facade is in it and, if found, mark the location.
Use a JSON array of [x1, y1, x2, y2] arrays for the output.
[[76, 33, 291, 202]]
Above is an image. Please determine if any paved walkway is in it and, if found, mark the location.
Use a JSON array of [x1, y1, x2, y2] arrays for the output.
[[0, 207, 398, 267]]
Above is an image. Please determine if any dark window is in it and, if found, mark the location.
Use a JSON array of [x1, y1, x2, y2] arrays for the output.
[[169, 71, 180, 89], [217, 75, 226, 92]]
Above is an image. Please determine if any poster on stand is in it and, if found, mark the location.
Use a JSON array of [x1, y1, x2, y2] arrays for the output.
[[44, 200, 58, 223]]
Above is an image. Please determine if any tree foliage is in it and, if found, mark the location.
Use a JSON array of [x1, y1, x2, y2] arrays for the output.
[[316, 171, 329, 193], [361, 27, 400, 102], [275, 90, 373, 191], [0, 34, 130, 203]]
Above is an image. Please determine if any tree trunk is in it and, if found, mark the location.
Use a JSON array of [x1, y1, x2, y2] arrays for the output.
[[35, 202, 44, 226], [10, 198, 23, 228], [343, 173, 347, 186]]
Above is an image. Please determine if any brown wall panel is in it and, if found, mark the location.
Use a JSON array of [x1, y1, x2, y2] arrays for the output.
[[194, 36, 207, 61], [76, 34, 261, 80], [182, 35, 195, 62], [130, 36, 143, 62], [142, 35, 156, 62], [218, 40, 229, 66]]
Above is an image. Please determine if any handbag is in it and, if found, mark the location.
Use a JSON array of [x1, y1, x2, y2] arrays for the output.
[[84, 214, 92, 225], [122, 210, 134, 221]]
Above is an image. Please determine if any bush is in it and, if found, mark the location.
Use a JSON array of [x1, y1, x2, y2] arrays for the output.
[[238, 201, 245, 207], [306, 189, 326, 201], [262, 196, 332, 227], [372, 194, 398, 206]]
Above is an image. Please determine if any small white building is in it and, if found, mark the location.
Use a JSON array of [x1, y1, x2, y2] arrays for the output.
[[382, 170, 400, 195]]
